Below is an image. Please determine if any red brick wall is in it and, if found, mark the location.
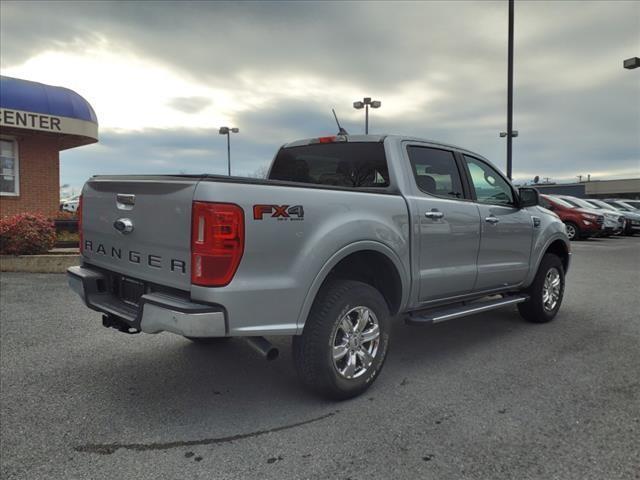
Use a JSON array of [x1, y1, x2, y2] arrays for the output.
[[0, 135, 60, 217]]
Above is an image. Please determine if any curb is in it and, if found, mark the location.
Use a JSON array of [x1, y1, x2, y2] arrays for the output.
[[0, 254, 80, 273]]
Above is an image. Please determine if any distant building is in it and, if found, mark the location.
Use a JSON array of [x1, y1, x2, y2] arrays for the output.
[[0, 76, 98, 217], [533, 178, 640, 199]]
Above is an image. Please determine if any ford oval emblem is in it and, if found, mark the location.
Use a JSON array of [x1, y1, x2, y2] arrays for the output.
[[113, 218, 134, 234]]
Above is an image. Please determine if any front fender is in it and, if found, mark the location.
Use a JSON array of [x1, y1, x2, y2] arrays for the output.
[[524, 219, 570, 287]]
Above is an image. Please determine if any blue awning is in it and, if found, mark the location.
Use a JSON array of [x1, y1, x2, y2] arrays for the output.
[[0, 75, 98, 124]]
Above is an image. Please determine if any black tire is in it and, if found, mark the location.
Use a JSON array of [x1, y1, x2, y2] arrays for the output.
[[292, 279, 391, 400], [518, 253, 565, 323], [564, 221, 579, 241], [184, 336, 231, 344]]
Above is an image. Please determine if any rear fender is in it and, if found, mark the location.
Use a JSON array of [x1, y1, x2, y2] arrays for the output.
[[295, 241, 410, 334]]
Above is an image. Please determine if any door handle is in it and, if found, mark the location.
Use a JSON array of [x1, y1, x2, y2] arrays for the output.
[[425, 211, 444, 219], [485, 216, 500, 224]]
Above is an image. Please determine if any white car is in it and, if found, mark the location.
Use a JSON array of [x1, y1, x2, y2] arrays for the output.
[[60, 195, 80, 213]]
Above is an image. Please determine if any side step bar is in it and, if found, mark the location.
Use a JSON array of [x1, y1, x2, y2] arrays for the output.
[[406, 294, 529, 325]]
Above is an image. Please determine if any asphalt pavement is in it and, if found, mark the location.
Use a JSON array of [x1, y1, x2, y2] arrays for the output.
[[1, 236, 639, 480]]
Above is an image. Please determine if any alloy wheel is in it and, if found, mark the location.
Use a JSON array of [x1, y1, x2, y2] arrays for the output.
[[332, 306, 381, 379], [542, 267, 561, 312]]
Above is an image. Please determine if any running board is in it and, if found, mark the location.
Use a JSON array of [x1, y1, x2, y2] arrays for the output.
[[406, 294, 529, 325]]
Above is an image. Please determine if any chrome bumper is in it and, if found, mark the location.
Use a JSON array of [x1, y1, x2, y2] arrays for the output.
[[67, 265, 226, 337]]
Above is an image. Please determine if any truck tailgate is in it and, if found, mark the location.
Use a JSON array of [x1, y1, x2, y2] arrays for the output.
[[81, 176, 199, 290]]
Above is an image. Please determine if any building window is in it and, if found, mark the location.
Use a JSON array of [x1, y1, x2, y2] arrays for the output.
[[0, 137, 19, 196]]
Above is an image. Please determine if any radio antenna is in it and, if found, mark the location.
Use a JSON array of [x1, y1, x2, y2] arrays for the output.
[[332, 108, 349, 136]]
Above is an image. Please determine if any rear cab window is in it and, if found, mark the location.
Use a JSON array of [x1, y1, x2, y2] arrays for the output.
[[268, 142, 389, 188], [406, 146, 464, 199]]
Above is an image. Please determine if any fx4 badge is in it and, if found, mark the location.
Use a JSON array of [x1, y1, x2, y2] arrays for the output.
[[253, 204, 304, 221]]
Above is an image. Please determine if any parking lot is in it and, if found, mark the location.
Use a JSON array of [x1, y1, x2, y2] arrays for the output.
[[1, 236, 639, 480]]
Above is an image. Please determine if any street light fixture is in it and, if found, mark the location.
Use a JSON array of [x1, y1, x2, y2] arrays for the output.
[[499, 130, 518, 138], [623, 57, 640, 69], [218, 126, 239, 176], [353, 97, 381, 134]]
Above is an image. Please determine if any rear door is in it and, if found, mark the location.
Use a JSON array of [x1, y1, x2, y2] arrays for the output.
[[405, 144, 481, 303], [81, 176, 199, 290], [461, 155, 533, 290]]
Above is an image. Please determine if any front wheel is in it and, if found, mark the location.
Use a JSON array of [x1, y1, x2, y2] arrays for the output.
[[292, 279, 391, 400], [564, 221, 579, 241], [518, 253, 565, 323]]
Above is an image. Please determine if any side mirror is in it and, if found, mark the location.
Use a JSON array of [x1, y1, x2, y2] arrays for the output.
[[518, 187, 539, 208]]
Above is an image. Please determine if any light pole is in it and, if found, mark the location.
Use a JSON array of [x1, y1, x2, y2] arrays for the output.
[[505, 0, 515, 180], [353, 97, 381, 134], [218, 126, 239, 176]]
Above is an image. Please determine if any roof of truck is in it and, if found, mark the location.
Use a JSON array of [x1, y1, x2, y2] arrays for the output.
[[282, 134, 483, 157]]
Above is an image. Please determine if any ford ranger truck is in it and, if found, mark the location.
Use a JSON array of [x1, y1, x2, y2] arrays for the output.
[[68, 134, 571, 399]]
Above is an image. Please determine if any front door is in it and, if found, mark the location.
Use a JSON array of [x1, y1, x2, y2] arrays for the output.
[[406, 145, 481, 303], [462, 155, 533, 290]]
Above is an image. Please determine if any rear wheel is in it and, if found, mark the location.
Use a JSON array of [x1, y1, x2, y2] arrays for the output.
[[564, 222, 579, 241], [292, 279, 390, 400], [518, 253, 565, 323]]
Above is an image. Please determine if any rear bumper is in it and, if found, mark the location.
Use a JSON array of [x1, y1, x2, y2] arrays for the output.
[[67, 265, 227, 337]]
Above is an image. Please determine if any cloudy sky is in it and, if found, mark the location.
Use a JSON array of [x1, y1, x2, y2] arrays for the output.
[[1, 0, 638, 192]]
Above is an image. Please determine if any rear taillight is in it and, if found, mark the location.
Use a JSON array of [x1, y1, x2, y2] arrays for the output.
[[78, 195, 83, 253], [191, 202, 244, 287]]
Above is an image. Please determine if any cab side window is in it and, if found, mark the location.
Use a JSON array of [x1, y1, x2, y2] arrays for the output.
[[463, 155, 515, 206], [407, 146, 464, 199]]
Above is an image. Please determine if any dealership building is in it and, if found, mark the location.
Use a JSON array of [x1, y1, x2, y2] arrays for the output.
[[0, 75, 98, 217], [531, 178, 640, 199]]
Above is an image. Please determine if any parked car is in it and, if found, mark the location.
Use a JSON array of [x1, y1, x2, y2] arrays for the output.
[[67, 134, 570, 399], [60, 195, 81, 213], [539, 194, 603, 240], [582, 199, 630, 235], [555, 195, 624, 236], [619, 199, 640, 210], [601, 199, 640, 235]]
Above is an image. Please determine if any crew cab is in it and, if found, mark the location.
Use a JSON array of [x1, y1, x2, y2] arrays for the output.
[[68, 135, 570, 399], [539, 194, 603, 240]]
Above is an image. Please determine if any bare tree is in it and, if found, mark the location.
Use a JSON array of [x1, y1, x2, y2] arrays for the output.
[[246, 164, 270, 179]]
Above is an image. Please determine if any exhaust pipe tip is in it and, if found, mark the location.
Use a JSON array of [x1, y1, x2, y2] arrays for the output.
[[265, 347, 279, 361], [245, 336, 279, 361]]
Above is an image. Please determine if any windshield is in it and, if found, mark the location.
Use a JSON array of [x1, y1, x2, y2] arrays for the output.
[[623, 200, 640, 209], [588, 199, 617, 210], [583, 200, 603, 209], [608, 201, 633, 212], [616, 200, 639, 211], [269, 142, 389, 188], [549, 196, 578, 208], [560, 196, 594, 209]]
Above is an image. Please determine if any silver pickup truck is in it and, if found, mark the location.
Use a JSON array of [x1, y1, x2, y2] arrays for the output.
[[68, 134, 570, 399]]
